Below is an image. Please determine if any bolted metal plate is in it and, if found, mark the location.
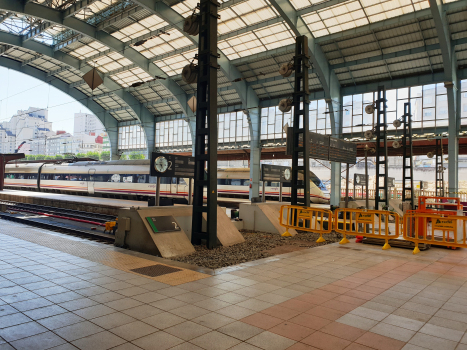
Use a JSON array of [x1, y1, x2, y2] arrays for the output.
[[131, 264, 182, 277]]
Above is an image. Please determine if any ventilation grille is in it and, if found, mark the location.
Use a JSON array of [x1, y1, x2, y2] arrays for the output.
[[131, 264, 182, 277]]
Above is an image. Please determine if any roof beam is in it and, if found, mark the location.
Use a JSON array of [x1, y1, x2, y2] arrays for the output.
[[132, 0, 260, 109], [0, 0, 192, 117], [62, 0, 100, 18], [22, 21, 52, 42], [0, 12, 13, 24], [96, 4, 142, 30], [21, 54, 42, 66], [54, 33, 84, 51]]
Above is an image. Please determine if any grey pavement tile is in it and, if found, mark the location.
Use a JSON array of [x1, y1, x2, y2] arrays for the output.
[[101, 282, 134, 291], [71, 331, 126, 350], [190, 331, 242, 350], [382, 314, 425, 331], [149, 298, 188, 311], [170, 343, 204, 350], [24, 304, 68, 320], [73, 304, 116, 320], [428, 315, 467, 332], [121, 305, 164, 320], [114, 287, 148, 298], [392, 308, 432, 323], [236, 299, 274, 312], [132, 331, 184, 350], [21, 281, 57, 291], [138, 281, 168, 291], [88, 292, 126, 304], [0, 286, 28, 297], [65, 281, 96, 290], [349, 307, 389, 321], [37, 312, 85, 330], [336, 313, 378, 331], [142, 312, 185, 329], [0, 343, 15, 350], [419, 323, 464, 342], [45, 291, 84, 304], [0, 281, 16, 289], [217, 305, 256, 320], [1, 291, 40, 304], [194, 298, 231, 312], [106, 343, 142, 350], [91, 311, 137, 330], [173, 292, 209, 304], [0, 321, 48, 342], [54, 321, 105, 342], [74, 286, 109, 297], [0, 305, 19, 317], [192, 312, 236, 329], [157, 287, 189, 297], [131, 292, 167, 304], [401, 301, 439, 316], [408, 332, 457, 350], [9, 331, 66, 350], [105, 298, 143, 311], [165, 321, 210, 341], [215, 292, 250, 304], [362, 301, 398, 314], [34, 286, 70, 297], [435, 309, 467, 324], [217, 321, 264, 341], [0, 313, 32, 329], [58, 298, 99, 312], [254, 293, 290, 305], [370, 322, 416, 342], [246, 331, 296, 350], [109, 321, 158, 341], [170, 305, 211, 320]]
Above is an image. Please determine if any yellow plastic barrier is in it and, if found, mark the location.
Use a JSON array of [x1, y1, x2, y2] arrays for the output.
[[403, 212, 467, 254], [334, 209, 401, 250], [279, 205, 332, 242]]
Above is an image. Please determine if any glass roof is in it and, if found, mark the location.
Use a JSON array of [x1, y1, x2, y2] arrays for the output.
[[218, 23, 294, 59], [154, 49, 198, 76], [302, 0, 429, 37], [73, 0, 121, 21], [111, 14, 168, 42], [171, 0, 199, 18], [133, 29, 192, 59], [67, 41, 109, 60], [92, 52, 133, 74], [218, 0, 278, 35], [110, 67, 153, 87]]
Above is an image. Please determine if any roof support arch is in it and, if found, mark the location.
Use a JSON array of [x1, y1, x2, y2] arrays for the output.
[[0, 0, 192, 118], [429, 0, 458, 196], [0, 55, 119, 158], [0, 30, 156, 154]]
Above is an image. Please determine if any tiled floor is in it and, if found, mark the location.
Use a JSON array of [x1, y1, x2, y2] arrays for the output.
[[1, 220, 467, 350]]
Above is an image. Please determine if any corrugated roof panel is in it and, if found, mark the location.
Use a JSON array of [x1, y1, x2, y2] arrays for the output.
[[337, 34, 376, 49], [343, 49, 382, 63], [351, 66, 388, 78], [382, 41, 425, 55]]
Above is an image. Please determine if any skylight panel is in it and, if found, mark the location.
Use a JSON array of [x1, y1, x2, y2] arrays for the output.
[[132, 28, 192, 59], [361, 0, 417, 23], [110, 67, 153, 87], [153, 49, 198, 76], [92, 52, 132, 73], [111, 15, 168, 43], [74, 0, 120, 21], [68, 42, 109, 60], [172, 0, 198, 18], [289, 0, 323, 10]]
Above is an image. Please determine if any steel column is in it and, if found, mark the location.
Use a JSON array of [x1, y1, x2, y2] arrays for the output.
[[375, 86, 388, 209], [435, 138, 445, 197], [291, 35, 310, 207], [402, 102, 414, 208], [191, 0, 218, 249], [248, 108, 261, 200]]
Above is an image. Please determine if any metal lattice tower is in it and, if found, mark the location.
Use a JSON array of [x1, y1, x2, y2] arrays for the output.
[[375, 86, 389, 209], [191, 0, 218, 249], [401, 102, 414, 208], [435, 138, 445, 197], [291, 35, 310, 207]]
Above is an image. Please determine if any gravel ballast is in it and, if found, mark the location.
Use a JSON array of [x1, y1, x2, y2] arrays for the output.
[[171, 230, 346, 269]]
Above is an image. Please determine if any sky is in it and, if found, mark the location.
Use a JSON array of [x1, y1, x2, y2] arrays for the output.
[[0, 67, 94, 134]]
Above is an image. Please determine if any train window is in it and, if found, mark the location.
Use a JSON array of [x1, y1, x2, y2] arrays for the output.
[[122, 175, 133, 183], [137, 175, 147, 183], [172, 177, 177, 184], [270, 182, 280, 187], [231, 179, 242, 186], [218, 179, 228, 185], [160, 177, 171, 184], [179, 178, 187, 186], [283, 182, 291, 187], [111, 174, 121, 182], [148, 176, 157, 184]]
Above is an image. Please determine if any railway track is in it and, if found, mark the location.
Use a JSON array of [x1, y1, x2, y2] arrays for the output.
[[0, 200, 116, 244]]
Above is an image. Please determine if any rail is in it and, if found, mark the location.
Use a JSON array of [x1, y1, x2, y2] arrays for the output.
[[334, 208, 401, 249], [403, 211, 467, 254], [279, 205, 332, 242]]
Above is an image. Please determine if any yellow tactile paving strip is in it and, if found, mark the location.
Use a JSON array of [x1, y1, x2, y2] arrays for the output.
[[1, 220, 209, 286]]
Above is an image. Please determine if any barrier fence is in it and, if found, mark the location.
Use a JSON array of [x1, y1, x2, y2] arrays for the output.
[[334, 208, 401, 249], [279, 205, 332, 242], [403, 211, 467, 254]]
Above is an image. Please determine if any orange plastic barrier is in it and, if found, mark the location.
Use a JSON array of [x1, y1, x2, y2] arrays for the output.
[[403, 211, 467, 254], [279, 205, 333, 242], [334, 208, 401, 249]]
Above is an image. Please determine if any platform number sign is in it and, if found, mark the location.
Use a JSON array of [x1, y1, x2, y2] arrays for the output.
[[150, 152, 195, 178]]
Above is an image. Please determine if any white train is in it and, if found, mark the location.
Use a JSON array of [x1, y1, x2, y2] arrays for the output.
[[4, 160, 330, 204]]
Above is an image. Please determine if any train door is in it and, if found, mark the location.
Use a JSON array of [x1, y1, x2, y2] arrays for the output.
[[88, 169, 96, 195], [170, 177, 178, 195]]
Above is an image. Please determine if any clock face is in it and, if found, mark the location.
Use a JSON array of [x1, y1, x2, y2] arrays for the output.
[[155, 156, 168, 173], [283, 168, 291, 181]]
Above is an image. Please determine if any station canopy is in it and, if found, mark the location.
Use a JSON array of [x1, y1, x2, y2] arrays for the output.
[[0, 0, 465, 125]]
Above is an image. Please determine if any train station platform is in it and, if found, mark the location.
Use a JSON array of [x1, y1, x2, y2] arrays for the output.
[[1, 220, 467, 350]]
